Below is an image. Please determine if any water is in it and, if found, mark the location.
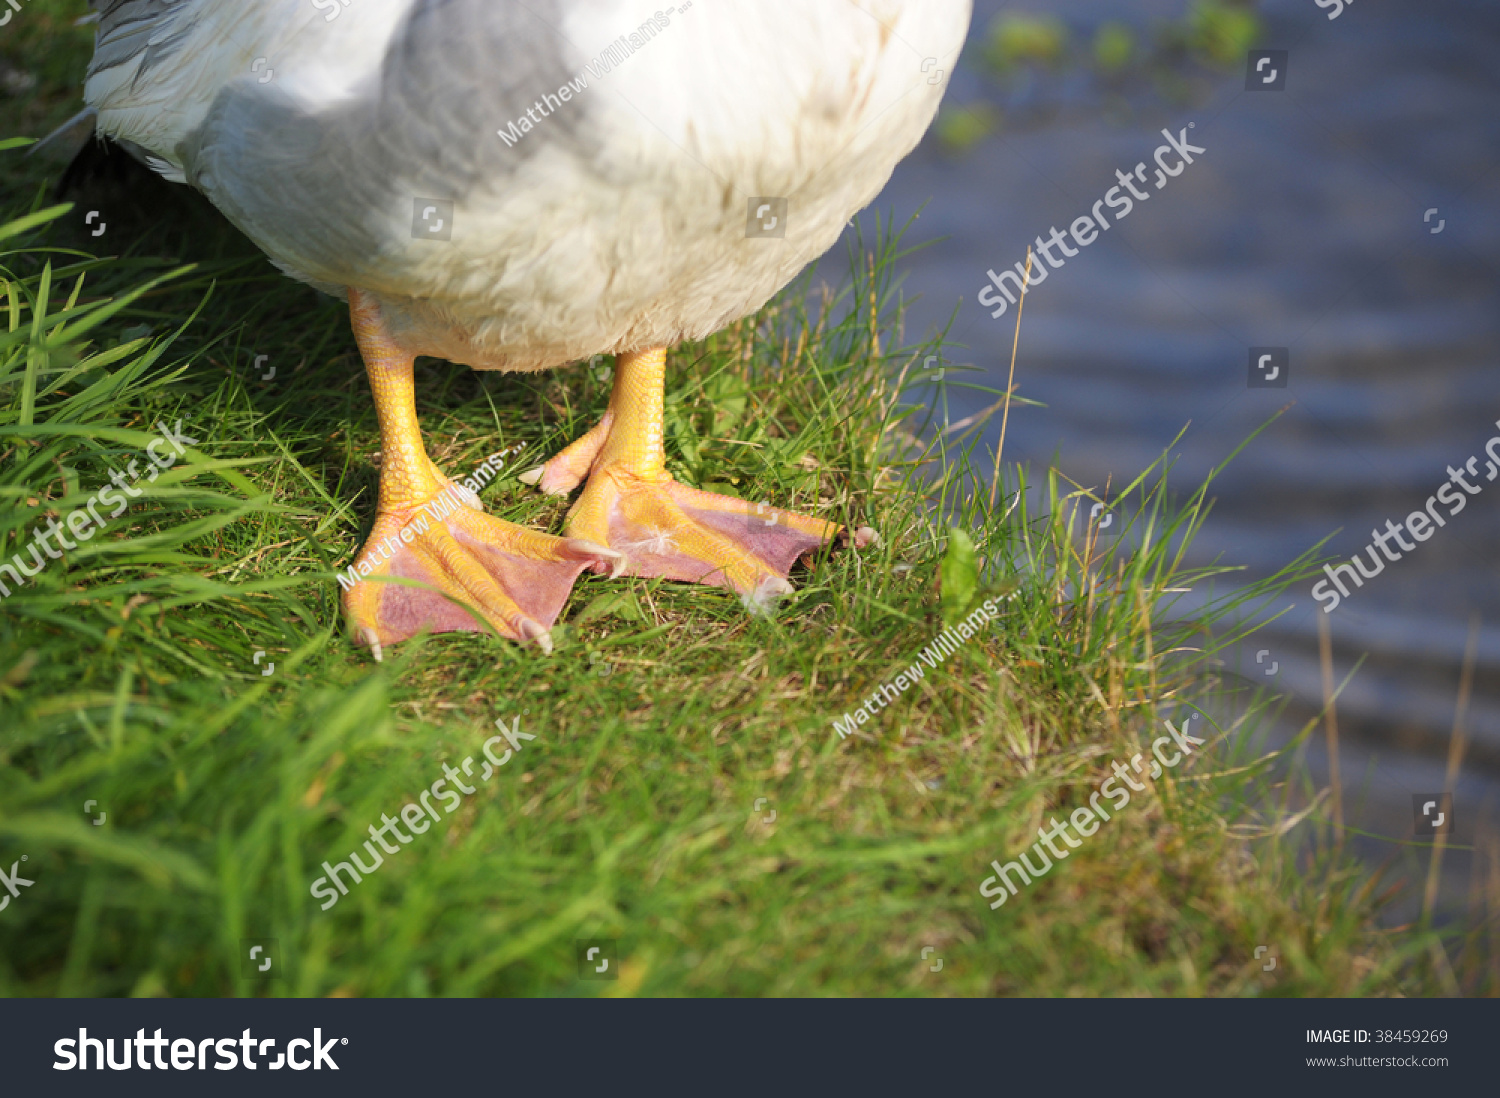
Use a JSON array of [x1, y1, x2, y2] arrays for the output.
[[863, 0, 1500, 919]]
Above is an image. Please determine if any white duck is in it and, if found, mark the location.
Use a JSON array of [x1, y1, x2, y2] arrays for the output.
[[83, 0, 971, 652]]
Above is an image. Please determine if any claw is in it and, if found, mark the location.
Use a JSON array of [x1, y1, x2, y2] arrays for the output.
[[518, 617, 554, 654], [453, 482, 484, 510], [360, 626, 384, 663], [742, 576, 795, 614], [557, 537, 625, 578]]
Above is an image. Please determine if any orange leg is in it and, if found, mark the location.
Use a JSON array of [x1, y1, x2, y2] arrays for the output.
[[529, 347, 875, 609], [341, 290, 619, 654]]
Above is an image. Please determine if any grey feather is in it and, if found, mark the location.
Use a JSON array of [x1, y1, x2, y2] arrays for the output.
[[27, 107, 97, 161], [182, 0, 605, 292], [88, 0, 196, 84]]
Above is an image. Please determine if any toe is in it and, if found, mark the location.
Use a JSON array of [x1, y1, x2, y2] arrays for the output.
[[559, 537, 627, 578], [525, 411, 616, 497], [343, 505, 606, 649], [572, 478, 846, 600], [742, 576, 796, 614], [517, 617, 554, 653]]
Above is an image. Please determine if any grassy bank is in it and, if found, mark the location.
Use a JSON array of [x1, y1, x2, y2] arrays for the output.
[[0, 2, 1447, 997]]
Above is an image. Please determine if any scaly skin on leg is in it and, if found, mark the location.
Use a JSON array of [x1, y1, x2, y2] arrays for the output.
[[540, 347, 875, 609], [342, 289, 620, 654]]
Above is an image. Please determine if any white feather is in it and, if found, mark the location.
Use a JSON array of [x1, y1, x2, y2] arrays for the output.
[[87, 0, 972, 372]]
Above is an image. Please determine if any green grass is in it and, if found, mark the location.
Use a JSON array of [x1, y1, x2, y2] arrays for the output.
[[0, 6, 1467, 997]]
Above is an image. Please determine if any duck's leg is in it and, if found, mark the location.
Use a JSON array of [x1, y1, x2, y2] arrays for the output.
[[341, 290, 620, 653], [534, 347, 874, 609]]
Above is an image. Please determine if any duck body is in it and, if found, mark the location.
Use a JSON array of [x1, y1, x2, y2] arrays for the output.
[[83, 0, 971, 651], [87, 0, 970, 372]]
